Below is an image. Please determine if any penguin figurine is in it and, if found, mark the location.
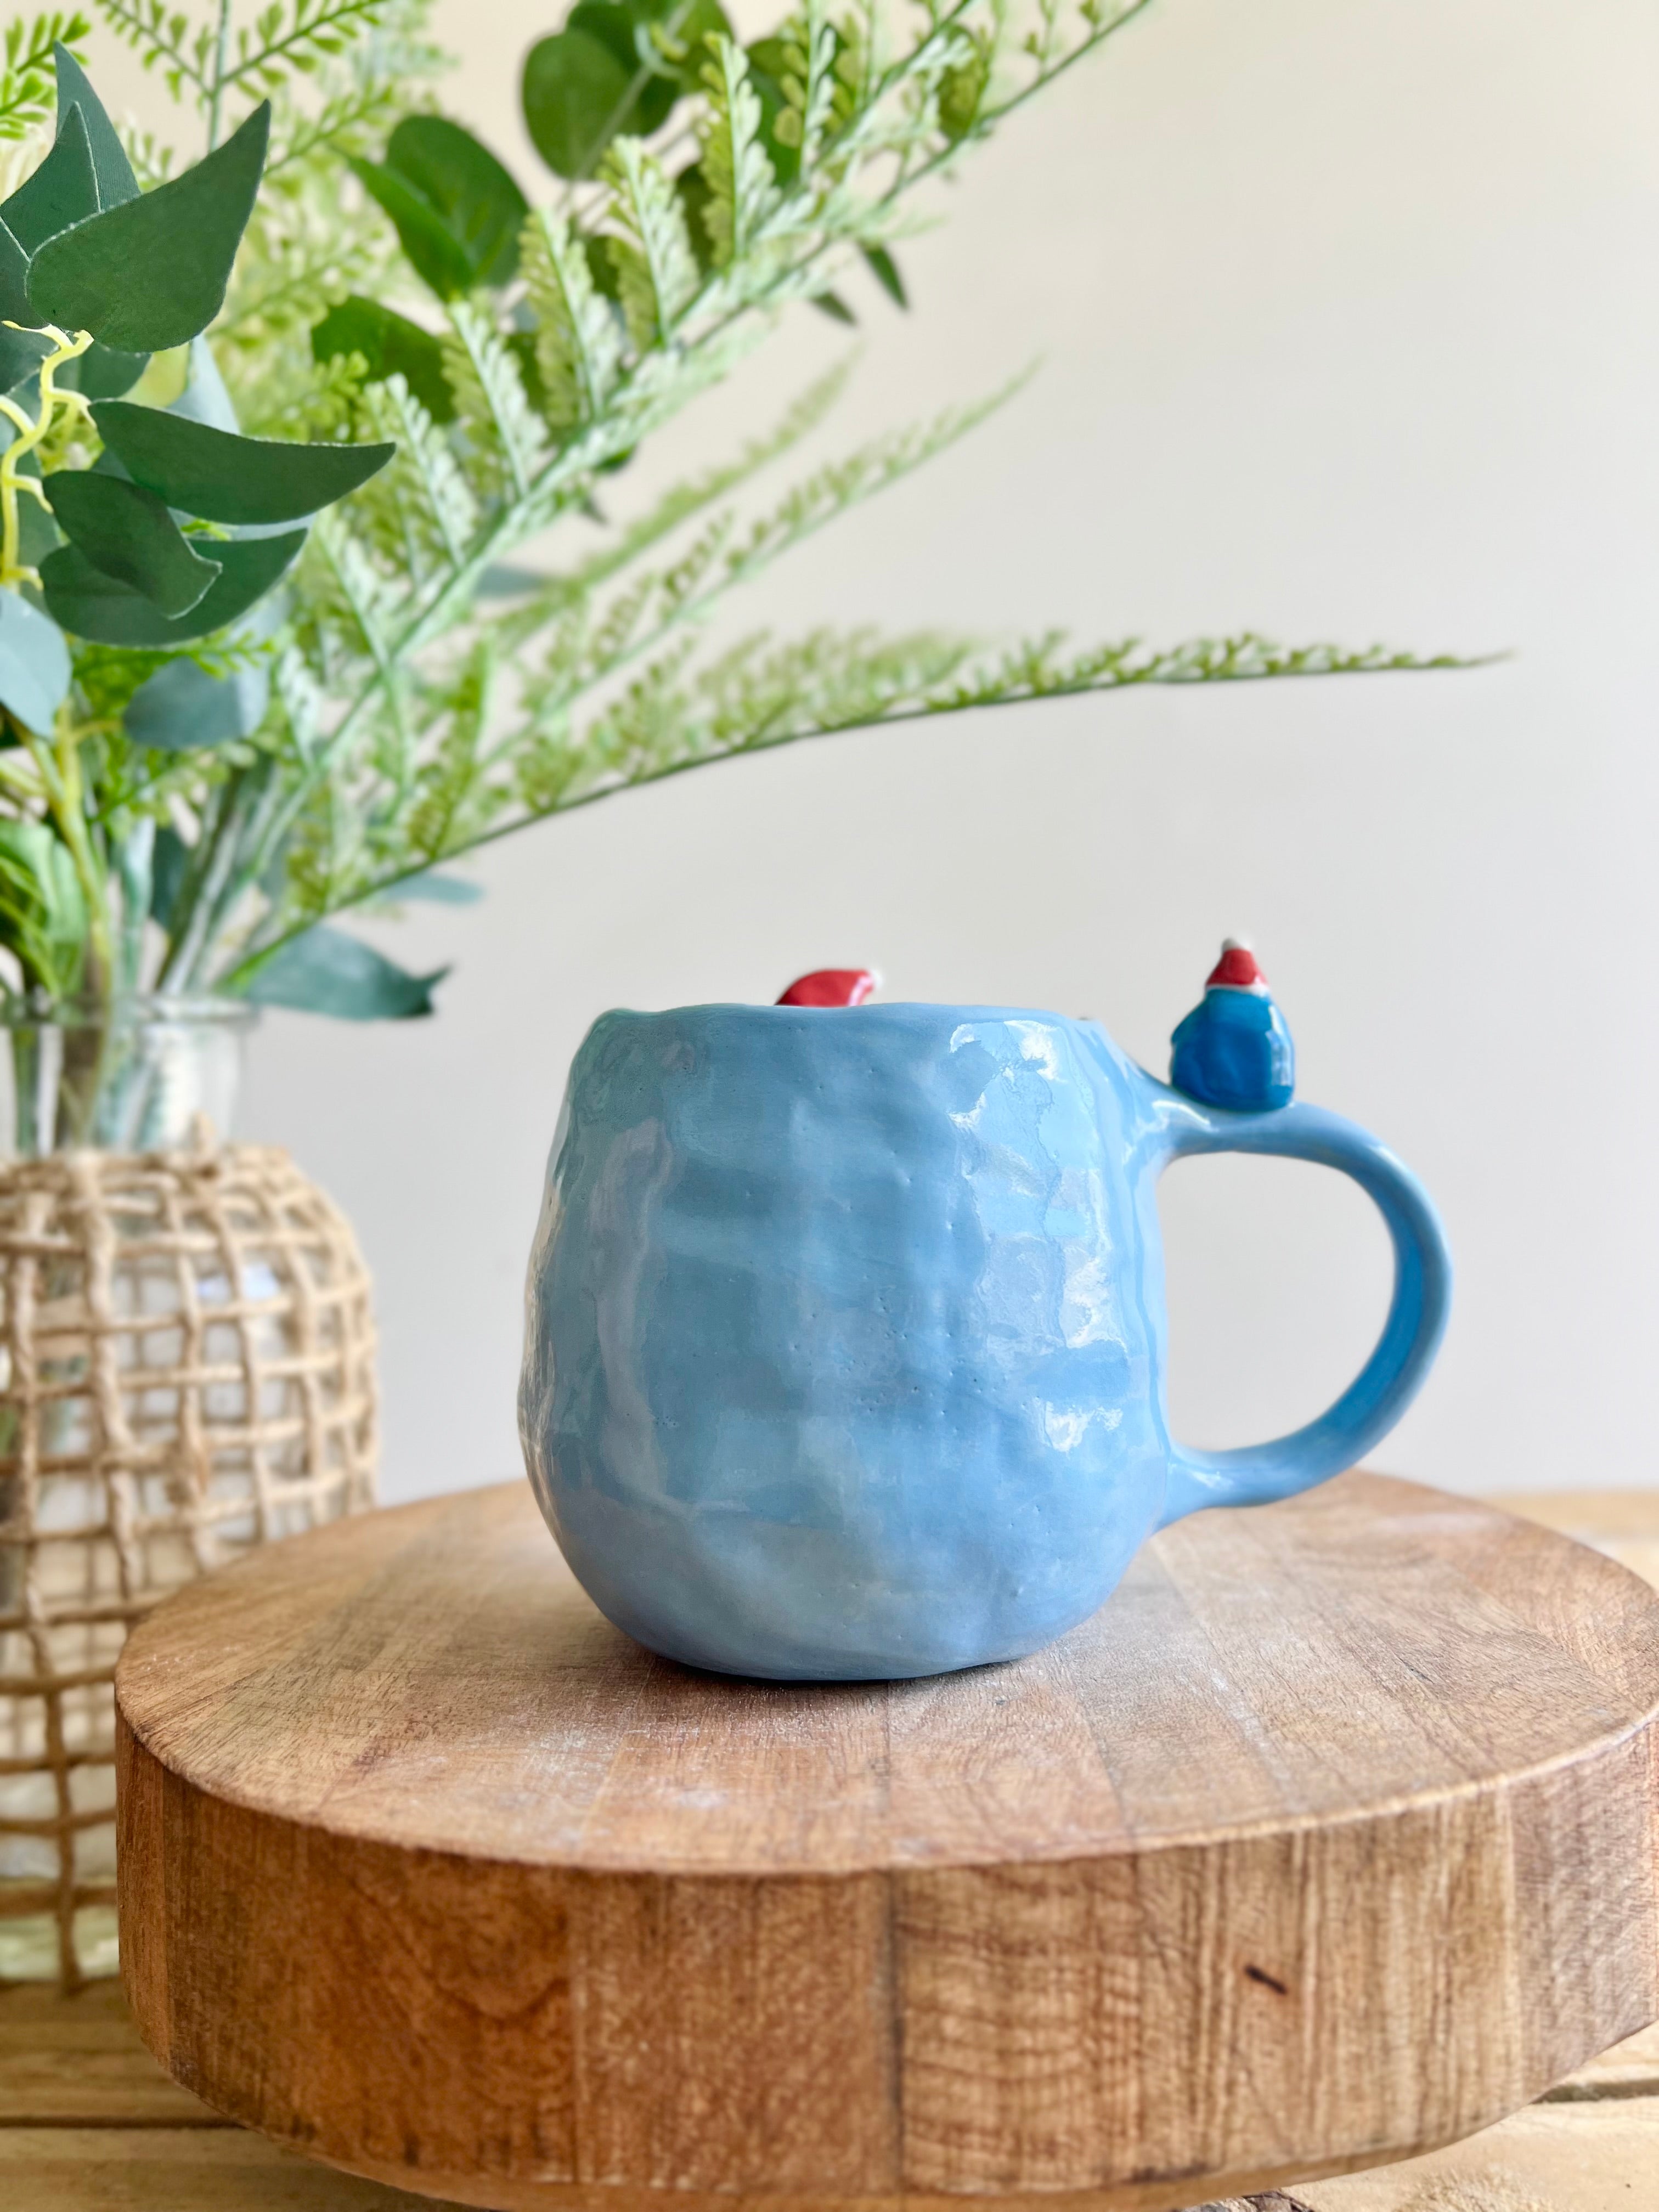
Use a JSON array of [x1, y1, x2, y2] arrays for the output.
[[1169, 939, 1295, 1111], [776, 968, 880, 1006]]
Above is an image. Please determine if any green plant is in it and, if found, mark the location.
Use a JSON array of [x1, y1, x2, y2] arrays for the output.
[[0, 2, 1460, 1046], [0, 33, 392, 1033]]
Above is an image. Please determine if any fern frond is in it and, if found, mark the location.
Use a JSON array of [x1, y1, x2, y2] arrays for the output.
[[117, 116, 177, 185], [263, 76, 405, 178], [225, 0, 392, 97], [599, 138, 699, 353], [0, 11, 89, 139], [399, 639, 509, 861], [357, 371, 478, 573], [441, 302, 548, 506], [520, 208, 624, 433], [699, 37, 778, 268], [791, 0, 838, 168], [596, 357, 852, 577], [92, 0, 214, 100]]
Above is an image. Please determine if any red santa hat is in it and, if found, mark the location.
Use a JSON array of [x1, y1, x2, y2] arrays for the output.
[[776, 967, 881, 1007], [1204, 938, 1268, 994]]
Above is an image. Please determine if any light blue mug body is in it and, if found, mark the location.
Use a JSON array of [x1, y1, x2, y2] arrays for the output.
[[520, 1004, 1451, 1680]]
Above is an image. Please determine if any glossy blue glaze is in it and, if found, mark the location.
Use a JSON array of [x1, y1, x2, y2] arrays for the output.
[[1170, 986, 1295, 1111], [520, 1003, 1451, 1681]]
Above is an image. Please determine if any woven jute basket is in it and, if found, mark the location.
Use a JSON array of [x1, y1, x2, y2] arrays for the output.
[[0, 1138, 377, 1987]]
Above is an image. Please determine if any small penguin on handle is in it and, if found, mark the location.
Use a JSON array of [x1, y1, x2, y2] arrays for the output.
[[1169, 939, 1295, 1112]]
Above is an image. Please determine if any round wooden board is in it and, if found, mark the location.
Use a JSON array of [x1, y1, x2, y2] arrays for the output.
[[115, 1472, 1659, 2212]]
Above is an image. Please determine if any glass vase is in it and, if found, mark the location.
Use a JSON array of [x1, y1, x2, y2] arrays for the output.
[[2, 991, 254, 1158]]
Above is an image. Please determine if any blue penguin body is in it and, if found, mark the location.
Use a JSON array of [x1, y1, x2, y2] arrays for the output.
[[1170, 956, 1295, 1112]]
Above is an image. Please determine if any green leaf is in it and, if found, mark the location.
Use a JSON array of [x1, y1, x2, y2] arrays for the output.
[[0, 218, 27, 325], [123, 656, 270, 749], [242, 925, 447, 1020], [52, 44, 139, 209], [312, 295, 455, 423], [0, 585, 69, 733], [0, 327, 53, 394], [17, 482, 60, 570], [567, 4, 675, 128], [41, 527, 306, 646], [809, 291, 855, 325], [27, 101, 270, 353], [65, 341, 150, 399], [383, 117, 528, 290], [170, 335, 240, 433], [522, 28, 634, 180], [0, 819, 86, 995], [150, 822, 188, 927], [346, 153, 473, 301], [1, 103, 98, 253], [861, 244, 907, 309], [90, 402, 395, 525], [43, 470, 222, 616]]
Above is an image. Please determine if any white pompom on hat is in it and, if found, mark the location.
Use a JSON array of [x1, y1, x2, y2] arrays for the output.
[[1204, 938, 1268, 994]]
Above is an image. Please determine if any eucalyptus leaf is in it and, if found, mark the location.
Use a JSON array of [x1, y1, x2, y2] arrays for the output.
[[476, 561, 548, 594], [52, 43, 139, 208], [41, 528, 306, 646], [0, 585, 70, 733], [169, 335, 240, 432], [66, 342, 150, 400], [242, 924, 447, 1020], [27, 101, 270, 353], [347, 153, 476, 300], [0, 218, 27, 325], [312, 295, 455, 422], [17, 490, 61, 571], [567, 3, 676, 126], [2, 104, 98, 255], [522, 28, 634, 180], [123, 656, 270, 749], [383, 117, 528, 290], [43, 471, 222, 616], [0, 328, 54, 395], [91, 403, 395, 525]]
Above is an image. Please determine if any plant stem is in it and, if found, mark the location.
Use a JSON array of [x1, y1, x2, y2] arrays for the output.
[[0, 329, 93, 589], [205, 0, 234, 153]]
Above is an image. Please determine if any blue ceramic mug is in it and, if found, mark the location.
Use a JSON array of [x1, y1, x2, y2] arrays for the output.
[[520, 1003, 1451, 1680]]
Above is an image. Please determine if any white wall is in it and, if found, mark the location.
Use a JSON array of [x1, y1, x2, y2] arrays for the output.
[[120, 0, 1659, 1500]]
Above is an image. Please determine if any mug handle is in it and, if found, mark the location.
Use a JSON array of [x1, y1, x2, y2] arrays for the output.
[[1138, 1090, 1453, 1530]]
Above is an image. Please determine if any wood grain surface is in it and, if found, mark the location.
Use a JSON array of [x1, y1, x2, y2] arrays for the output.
[[114, 1474, 1659, 2212]]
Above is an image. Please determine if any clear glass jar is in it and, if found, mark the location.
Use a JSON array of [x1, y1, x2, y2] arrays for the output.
[[0, 991, 255, 1156]]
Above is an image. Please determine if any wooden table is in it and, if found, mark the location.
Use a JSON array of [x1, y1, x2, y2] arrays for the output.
[[4, 1485, 1658, 2211]]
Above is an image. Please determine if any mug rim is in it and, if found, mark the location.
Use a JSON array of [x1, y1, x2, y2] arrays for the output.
[[592, 1000, 1096, 1024]]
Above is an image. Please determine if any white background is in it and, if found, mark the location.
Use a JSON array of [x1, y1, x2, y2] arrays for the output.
[[108, 0, 1659, 1500]]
